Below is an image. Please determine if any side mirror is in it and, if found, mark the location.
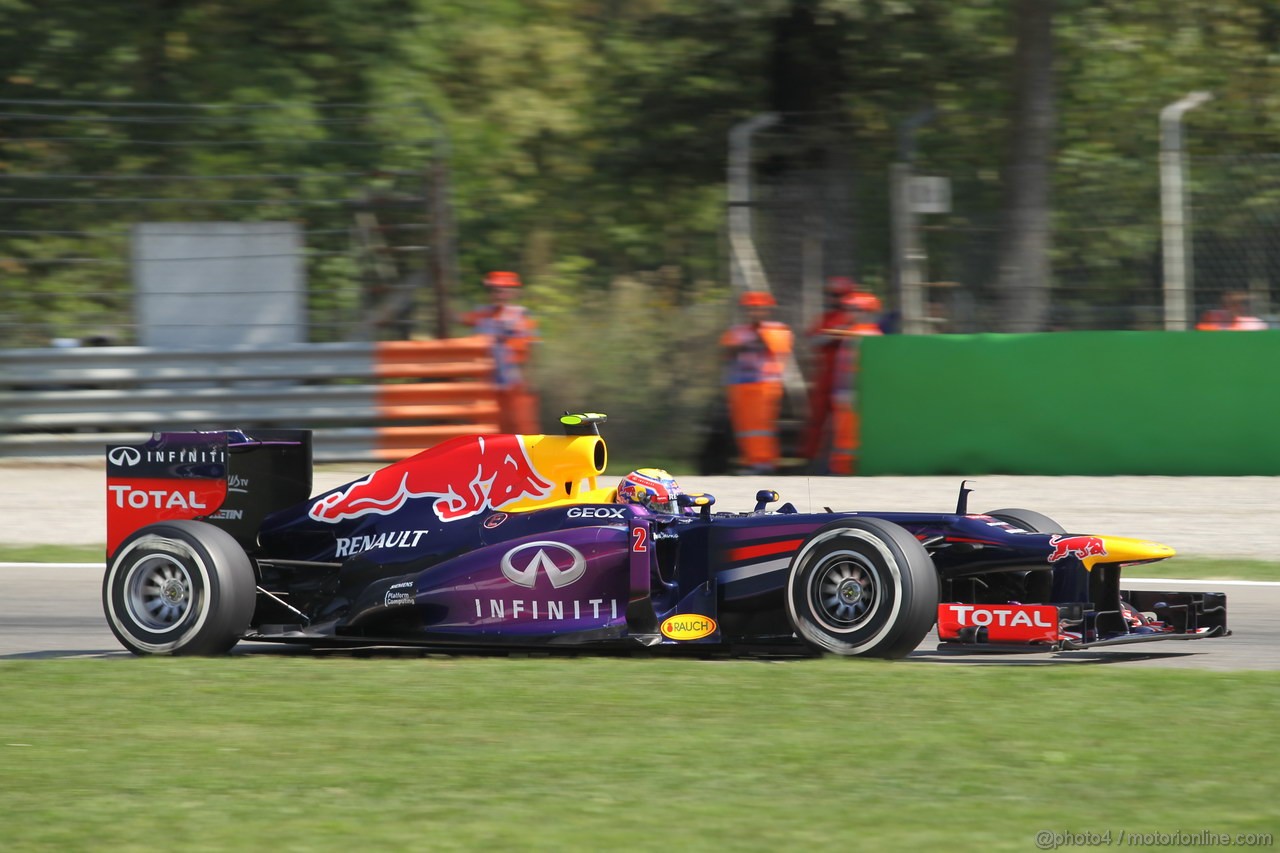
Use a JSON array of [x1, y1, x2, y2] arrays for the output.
[[678, 492, 716, 520], [754, 490, 780, 512]]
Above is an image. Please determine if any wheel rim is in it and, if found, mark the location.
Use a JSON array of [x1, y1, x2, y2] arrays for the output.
[[124, 554, 195, 633], [811, 552, 880, 630]]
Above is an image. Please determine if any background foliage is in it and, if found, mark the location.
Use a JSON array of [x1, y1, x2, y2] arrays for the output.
[[5, 1, 1280, 458]]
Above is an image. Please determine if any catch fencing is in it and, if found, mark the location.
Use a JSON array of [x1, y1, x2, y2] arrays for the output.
[[1189, 151, 1280, 320], [8, 97, 1280, 470], [0, 337, 499, 461], [741, 111, 1280, 334], [0, 98, 453, 349]]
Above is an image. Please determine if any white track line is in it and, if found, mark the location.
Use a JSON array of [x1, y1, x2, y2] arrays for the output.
[[1123, 578, 1280, 587]]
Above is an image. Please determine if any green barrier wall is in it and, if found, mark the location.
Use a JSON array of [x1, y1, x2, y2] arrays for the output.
[[859, 330, 1280, 475]]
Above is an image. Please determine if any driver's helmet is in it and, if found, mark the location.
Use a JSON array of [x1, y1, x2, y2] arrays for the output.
[[615, 468, 683, 514]]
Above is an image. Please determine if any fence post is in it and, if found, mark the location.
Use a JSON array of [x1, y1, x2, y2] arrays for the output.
[[1160, 91, 1212, 331], [891, 108, 936, 335], [727, 113, 780, 298], [725, 112, 806, 414]]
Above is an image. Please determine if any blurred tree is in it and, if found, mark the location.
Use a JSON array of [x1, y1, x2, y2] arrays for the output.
[[994, 0, 1055, 332], [4, 0, 1280, 341]]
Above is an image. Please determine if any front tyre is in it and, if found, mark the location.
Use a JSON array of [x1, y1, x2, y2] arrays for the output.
[[985, 507, 1065, 535], [986, 508, 1063, 603], [785, 518, 939, 658], [103, 520, 256, 656]]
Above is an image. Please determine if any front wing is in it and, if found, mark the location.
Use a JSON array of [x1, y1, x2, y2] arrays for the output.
[[936, 590, 1229, 652]]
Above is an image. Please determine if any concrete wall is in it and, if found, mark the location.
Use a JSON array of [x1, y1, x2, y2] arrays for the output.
[[131, 222, 305, 348]]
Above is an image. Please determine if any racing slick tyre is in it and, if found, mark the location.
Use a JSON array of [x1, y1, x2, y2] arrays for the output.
[[785, 517, 938, 658], [985, 508, 1065, 535], [103, 520, 257, 656]]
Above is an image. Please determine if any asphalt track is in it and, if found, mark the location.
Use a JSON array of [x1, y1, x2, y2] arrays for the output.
[[2, 465, 1278, 668], [1, 564, 1274, 669]]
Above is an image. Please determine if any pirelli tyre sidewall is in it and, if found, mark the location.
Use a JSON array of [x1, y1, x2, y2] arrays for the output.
[[103, 520, 256, 656], [785, 517, 939, 658]]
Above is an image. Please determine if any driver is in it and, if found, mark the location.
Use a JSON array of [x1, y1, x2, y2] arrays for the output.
[[615, 468, 684, 514]]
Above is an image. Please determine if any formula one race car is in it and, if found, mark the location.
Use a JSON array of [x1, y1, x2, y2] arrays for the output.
[[102, 414, 1229, 657]]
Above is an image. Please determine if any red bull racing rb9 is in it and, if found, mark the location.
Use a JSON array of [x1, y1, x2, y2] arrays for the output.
[[102, 414, 1229, 657]]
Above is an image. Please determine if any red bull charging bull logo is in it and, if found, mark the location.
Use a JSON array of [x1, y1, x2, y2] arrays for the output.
[[308, 435, 554, 524], [1047, 534, 1107, 563]]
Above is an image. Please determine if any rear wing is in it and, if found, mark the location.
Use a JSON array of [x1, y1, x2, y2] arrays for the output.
[[106, 429, 312, 558]]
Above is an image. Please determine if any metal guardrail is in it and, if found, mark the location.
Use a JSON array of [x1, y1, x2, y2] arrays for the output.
[[0, 342, 372, 386], [0, 339, 499, 461]]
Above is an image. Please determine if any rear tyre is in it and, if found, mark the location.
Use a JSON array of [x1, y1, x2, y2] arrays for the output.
[[785, 518, 938, 658], [103, 520, 256, 656]]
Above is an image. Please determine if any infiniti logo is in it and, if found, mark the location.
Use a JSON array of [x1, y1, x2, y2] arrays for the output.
[[108, 446, 141, 467], [500, 541, 587, 589]]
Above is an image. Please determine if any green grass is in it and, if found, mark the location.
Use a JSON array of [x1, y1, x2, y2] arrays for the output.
[[0, 544, 104, 563], [0, 658, 1274, 851], [1127, 557, 1280, 581], [5, 543, 1280, 582]]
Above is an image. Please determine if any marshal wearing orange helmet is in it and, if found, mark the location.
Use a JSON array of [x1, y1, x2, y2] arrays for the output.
[[463, 270, 540, 434], [720, 290, 793, 473], [802, 282, 883, 474], [824, 290, 882, 475], [800, 276, 859, 462]]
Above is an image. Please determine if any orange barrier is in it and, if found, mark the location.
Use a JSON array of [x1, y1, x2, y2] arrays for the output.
[[374, 336, 496, 380], [372, 337, 501, 460]]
